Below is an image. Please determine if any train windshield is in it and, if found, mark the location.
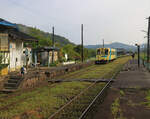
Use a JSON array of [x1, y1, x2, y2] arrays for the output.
[[97, 49, 108, 55], [97, 49, 101, 55]]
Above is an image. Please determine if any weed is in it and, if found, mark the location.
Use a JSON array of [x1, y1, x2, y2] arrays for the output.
[[111, 98, 120, 118], [141, 90, 150, 108], [120, 90, 125, 96], [111, 98, 126, 119]]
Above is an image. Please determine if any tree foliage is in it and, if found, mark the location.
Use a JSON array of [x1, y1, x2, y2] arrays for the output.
[[17, 24, 96, 61]]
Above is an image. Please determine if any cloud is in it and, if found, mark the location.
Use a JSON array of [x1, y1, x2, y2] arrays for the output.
[[0, 0, 150, 45]]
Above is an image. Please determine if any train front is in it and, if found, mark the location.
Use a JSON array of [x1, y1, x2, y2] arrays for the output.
[[95, 48, 108, 64]]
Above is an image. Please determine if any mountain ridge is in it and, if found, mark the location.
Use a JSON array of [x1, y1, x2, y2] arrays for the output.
[[85, 42, 136, 51]]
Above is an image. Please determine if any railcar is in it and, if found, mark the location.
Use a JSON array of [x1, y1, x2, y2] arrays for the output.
[[95, 48, 117, 64]]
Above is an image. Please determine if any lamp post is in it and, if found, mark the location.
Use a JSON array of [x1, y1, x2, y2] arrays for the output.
[[135, 44, 140, 68]]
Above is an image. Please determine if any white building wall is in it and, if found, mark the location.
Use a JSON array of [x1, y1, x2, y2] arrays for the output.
[[9, 40, 24, 71], [22, 47, 32, 66]]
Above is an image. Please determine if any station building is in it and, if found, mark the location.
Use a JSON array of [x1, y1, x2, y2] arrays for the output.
[[0, 18, 38, 75]]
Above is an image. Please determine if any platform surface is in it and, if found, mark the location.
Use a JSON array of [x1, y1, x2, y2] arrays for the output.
[[112, 60, 150, 89]]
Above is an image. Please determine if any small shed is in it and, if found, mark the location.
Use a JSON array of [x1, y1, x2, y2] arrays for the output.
[[33, 47, 59, 66]]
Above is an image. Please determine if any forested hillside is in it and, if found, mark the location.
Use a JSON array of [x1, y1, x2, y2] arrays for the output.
[[17, 24, 75, 47]]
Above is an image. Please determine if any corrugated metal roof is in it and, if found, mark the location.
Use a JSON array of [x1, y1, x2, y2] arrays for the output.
[[33, 47, 60, 52], [0, 18, 17, 28], [8, 29, 38, 42], [0, 18, 38, 42]]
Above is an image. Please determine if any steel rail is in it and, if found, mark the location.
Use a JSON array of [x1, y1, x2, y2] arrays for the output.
[[78, 79, 113, 119], [78, 62, 123, 119], [48, 82, 97, 119]]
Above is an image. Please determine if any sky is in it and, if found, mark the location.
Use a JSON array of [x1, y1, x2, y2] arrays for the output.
[[0, 0, 150, 45]]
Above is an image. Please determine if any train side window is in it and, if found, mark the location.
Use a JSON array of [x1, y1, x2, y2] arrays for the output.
[[105, 49, 108, 55]]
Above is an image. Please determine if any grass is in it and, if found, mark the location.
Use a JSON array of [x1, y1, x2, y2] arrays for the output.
[[142, 90, 150, 108], [55, 56, 131, 79], [111, 98, 126, 119], [111, 98, 120, 118], [140, 52, 147, 61], [0, 82, 92, 119], [0, 56, 131, 119], [120, 90, 125, 96]]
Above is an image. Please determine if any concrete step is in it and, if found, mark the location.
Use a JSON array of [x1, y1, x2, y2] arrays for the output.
[[8, 79, 19, 83], [9, 75, 23, 80], [4, 83, 18, 87], [1, 89, 17, 93], [2, 75, 23, 93], [4, 86, 18, 90]]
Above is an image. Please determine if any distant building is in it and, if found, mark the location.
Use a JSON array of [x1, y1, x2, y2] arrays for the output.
[[0, 18, 38, 74], [116, 48, 126, 56]]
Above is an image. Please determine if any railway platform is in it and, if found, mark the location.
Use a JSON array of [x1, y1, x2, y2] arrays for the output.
[[113, 59, 150, 89], [94, 59, 150, 119]]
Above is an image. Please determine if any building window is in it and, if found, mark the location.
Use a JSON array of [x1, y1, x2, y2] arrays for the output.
[[0, 33, 8, 51]]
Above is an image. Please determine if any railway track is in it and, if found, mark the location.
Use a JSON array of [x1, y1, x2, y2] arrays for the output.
[[79, 67, 120, 119], [47, 80, 112, 119], [79, 79, 113, 119], [48, 64, 120, 119]]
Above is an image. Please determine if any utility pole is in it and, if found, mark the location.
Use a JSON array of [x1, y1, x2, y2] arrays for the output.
[[81, 24, 84, 63], [147, 17, 150, 64], [52, 26, 55, 64], [103, 39, 104, 48], [138, 45, 140, 68]]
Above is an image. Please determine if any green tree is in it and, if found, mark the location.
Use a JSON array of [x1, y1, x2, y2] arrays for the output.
[[88, 49, 96, 58], [38, 38, 52, 47], [63, 44, 80, 60], [74, 45, 91, 60]]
